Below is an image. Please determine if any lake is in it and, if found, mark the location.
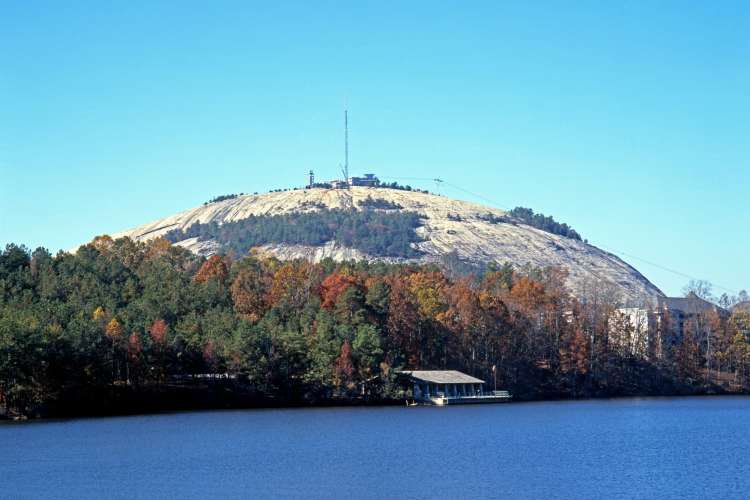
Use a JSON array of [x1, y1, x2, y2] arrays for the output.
[[2, 397, 749, 499]]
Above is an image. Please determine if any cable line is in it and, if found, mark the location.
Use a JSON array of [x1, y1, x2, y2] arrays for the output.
[[380, 174, 740, 296]]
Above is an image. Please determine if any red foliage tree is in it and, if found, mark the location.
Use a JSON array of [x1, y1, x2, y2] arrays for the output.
[[128, 331, 142, 360], [150, 319, 168, 345], [320, 273, 359, 309], [194, 255, 230, 284]]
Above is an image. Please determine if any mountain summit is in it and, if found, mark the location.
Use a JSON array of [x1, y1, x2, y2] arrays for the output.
[[108, 186, 663, 304]]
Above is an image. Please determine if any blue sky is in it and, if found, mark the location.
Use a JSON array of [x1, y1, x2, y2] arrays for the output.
[[1, 1, 748, 297]]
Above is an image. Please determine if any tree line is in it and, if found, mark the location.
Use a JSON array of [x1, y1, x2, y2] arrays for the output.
[[1, 239, 748, 418], [204, 193, 243, 205], [165, 208, 424, 259], [509, 207, 582, 241]]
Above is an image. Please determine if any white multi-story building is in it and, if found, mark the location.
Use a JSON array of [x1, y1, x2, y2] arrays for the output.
[[613, 293, 728, 359]]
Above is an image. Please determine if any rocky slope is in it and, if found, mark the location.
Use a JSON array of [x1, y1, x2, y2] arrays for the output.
[[108, 187, 663, 305]]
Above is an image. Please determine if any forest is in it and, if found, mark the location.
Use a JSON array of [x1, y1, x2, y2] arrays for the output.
[[165, 208, 424, 258], [1, 238, 749, 419]]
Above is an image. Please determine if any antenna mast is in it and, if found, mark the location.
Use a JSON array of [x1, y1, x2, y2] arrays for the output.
[[343, 109, 349, 187]]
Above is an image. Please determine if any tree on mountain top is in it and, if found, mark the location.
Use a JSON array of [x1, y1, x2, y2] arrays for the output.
[[90, 235, 115, 255]]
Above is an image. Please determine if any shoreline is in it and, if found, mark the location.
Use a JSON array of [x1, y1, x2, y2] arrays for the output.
[[3, 384, 746, 423]]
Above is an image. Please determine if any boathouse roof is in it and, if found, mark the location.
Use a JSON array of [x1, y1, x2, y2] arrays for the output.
[[401, 370, 484, 384]]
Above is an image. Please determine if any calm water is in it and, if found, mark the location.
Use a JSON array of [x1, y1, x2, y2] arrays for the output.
[[2, 397, 749, 499]]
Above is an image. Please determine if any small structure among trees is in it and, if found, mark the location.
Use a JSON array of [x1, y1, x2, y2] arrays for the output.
[[348, 173, 379, 187]]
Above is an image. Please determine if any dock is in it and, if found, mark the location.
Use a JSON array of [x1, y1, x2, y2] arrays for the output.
[[400, 370, 512, 406], [427, 390, 512, 406]]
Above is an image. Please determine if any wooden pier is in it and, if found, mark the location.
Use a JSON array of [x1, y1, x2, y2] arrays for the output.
[[428, 390, 512, 406]]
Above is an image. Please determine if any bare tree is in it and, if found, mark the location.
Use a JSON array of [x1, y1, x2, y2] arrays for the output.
[[683, 279, 714, 302]]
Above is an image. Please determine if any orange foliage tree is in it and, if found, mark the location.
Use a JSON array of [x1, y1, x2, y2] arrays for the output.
[[320, 273, 359, 310], [266, 261, 323, 311], [105, 318, 123, 341], [231, 262, 269, 323], [194, 255, 230, 284], [334, 340, 355, 389], [385, 276, 422, 367]]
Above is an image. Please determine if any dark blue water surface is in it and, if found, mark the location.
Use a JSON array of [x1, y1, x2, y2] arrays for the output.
[[2, 397, 750, 499]]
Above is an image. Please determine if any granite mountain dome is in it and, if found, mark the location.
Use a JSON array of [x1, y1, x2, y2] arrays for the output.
[[108, 187, 663, 305]]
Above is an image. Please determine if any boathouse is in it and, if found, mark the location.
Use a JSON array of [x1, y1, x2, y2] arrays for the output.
[[400, 370, 510, 405]]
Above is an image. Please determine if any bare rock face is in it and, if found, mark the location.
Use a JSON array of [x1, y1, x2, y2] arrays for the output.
[[108, 187, 663, 305]]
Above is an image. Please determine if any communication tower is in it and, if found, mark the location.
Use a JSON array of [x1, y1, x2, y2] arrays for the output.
[[341, 110, 349, 188]]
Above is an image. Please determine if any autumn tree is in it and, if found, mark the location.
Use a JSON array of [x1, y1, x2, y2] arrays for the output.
[[231, 260, 269, 323], [145, 237, 173, 260], [105, 318, 123, 340], [90, 235, 114, 256], [507, 277, 547, 315], [385, 276, 422, 367], [506, 277, 548, 366], [440, 278, 487, 373], [127, 331, 142, 384], [334, 340, 355, 391], [406, 271, 449, 367], [194, 255, 230, 284], [150, 319, 168, 345], [729, 312, 750, 384], [560, 320, 589, 384], [482, 262, 515, 294], [102, 317, 123, 381], [148, 319, 169, 381], [128, 332, 142, 360], [4, 232, 749, 417], [320, 273, 359, 310], [266, 261, 323, 316], [93, 306, 107, 325]]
